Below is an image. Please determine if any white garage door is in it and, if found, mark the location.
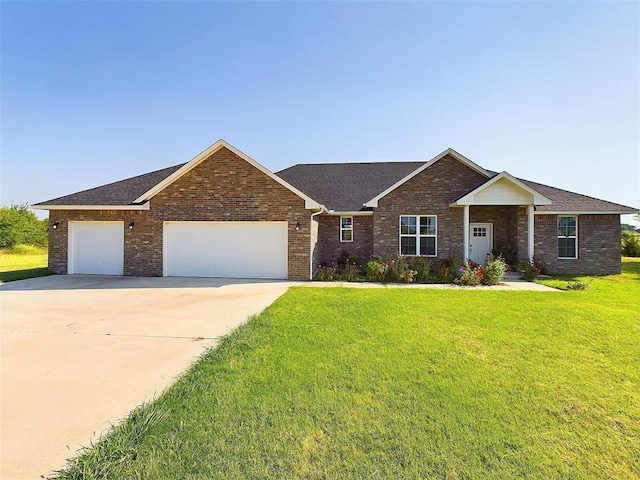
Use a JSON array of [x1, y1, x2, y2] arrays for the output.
[[68, 221, 124, 275], [164, 222, 288, 279]]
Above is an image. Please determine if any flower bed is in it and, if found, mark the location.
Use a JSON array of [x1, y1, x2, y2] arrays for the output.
[[314, 253, 509, 286]]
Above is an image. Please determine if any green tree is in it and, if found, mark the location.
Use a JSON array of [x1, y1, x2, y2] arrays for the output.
[[0, 203, 48, 248], [621, 230, 640, 257]]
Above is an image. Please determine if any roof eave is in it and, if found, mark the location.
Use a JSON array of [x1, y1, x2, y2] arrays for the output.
[[32, 203, 151, 211], [535, 210, 639, 215], [323, 210, 374, 216]]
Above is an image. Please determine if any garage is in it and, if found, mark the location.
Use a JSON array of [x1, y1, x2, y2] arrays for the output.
[[164, 222, 288, 279], [68, 221, 124, 275]]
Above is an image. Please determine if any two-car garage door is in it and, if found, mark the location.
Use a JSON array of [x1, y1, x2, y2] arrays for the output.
[[164, 222, 288, 279], [68, 221, 288, 279], [164, 222, 287, 278]]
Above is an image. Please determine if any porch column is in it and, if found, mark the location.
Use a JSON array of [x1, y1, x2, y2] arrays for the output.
[[527, 204, 534, 262], [463, 204, 470, 264]]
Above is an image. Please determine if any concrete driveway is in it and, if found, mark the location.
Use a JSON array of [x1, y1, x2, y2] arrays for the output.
[[1, 275, 292, 480]]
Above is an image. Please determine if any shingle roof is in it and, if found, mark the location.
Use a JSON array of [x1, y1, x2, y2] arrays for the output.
[[35, 164, 185, 206], [519, 179, 637, 214], [276, 162, 425, 211], [34, 153, 637, 215]]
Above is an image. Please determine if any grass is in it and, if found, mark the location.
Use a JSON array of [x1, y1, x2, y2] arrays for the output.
[[0, 245, 49, 283], [52, 259, 640, 479]]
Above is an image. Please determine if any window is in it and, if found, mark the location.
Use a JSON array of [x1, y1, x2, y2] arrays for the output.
[[473, 226, 487, 237], [340, 216, 353, 242], [558, 216, 577, 259], [399, 215, 437, 256]]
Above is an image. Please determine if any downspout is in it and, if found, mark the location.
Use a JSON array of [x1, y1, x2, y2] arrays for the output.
[[309, 207, 326, 280]]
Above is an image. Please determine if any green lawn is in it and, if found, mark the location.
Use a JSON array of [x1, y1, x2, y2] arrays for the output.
[[0, 245, 49, 283], [54, 260, 640, 479]]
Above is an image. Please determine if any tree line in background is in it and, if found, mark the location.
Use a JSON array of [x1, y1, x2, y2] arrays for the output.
[[0, 203, 48, 248], [621, 223, 640, 257]]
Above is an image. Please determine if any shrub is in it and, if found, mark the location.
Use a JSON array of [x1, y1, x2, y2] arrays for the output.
[[340, 262, 363, 282], [316, 255, 462, 285], [365, 256, 417, 283], [314, 265, 339, 281], [435, 258, 459, 284], [622, 231, 640, 257], [532, 255, 548, 275], [454, 261, 483, 286], [365, 259, 385, 281], [407, 257, 435, 283], [483, 254, 509, 285], [522, 263, 539, 282], [566, 280, 590, 290]]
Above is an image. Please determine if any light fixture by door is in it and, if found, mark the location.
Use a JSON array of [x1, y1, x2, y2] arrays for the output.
[[295, 221, 301, 231], [128, 221, 135, 230], [52, 221, 60, 229]]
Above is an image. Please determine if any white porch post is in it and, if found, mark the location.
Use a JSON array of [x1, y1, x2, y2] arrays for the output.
[[463, 205, 470, 264], [527, 204, 535, 262]]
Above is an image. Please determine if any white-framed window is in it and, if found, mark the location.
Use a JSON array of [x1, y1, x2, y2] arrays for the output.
[[558, 215, 577, 259], [340, 216, 353, 242], [399, 215, 437, 256]]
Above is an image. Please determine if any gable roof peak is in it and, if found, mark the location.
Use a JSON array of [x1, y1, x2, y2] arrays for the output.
[[363, 147, 491, 208], [132, 139, 322, 209]]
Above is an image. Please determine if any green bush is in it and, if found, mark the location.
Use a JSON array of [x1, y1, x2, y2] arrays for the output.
[[622, 231, 640, 257], [407, 257, 435, 283], [0, 203, 47, 248], [314, 265, 340, 281], [566, 280, 590, 290], [522, 263, 539, 282], [317, 255, 459, 284], [483, 255, 509, 285]]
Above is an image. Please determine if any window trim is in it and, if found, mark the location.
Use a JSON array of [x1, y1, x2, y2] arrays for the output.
[[398, 215, 437, 257], [557, 215, 578, 259], [340, 216, 353, 243]]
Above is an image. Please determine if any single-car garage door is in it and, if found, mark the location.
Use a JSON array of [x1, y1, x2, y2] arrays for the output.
[[68, 221, 124, 275], [164, 222, 288, 279]]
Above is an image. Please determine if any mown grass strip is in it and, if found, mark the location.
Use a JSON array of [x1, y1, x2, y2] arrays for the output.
[[0, 245, 49, 283], [53, 260, 640, 479]]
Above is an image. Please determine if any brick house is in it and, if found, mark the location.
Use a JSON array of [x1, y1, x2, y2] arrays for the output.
[[34, 139, 638, 279]]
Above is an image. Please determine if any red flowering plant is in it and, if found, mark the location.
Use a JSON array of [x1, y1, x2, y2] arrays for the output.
[[454, 261, 484, 286]]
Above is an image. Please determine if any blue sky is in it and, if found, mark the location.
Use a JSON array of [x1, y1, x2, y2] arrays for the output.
[[1, 1, 639, 224]]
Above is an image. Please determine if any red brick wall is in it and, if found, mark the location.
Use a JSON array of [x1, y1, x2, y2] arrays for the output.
[[47, 147, 312, 279], [534, 214, 622, 275], [47, 210, 152, 275], [373, 154, 488, 260], [317, 214, 373, 264], [469, 205, 528, 261]]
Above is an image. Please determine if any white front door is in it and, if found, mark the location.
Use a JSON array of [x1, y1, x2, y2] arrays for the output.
[[469, 223, 492, 265]]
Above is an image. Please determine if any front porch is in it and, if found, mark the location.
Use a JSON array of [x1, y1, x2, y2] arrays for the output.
[[451, 172, 552, 265], [464, 205, 531, 265]]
